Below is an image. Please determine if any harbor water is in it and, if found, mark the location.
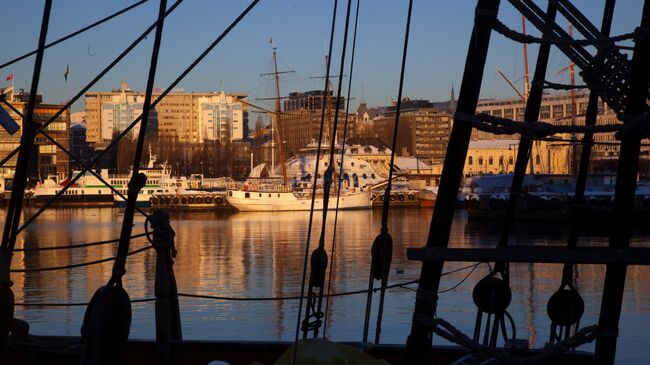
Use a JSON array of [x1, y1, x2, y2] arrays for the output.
[[8, 207, 650, 364]]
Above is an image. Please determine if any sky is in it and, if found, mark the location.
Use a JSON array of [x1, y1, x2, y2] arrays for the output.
[[0, 0, 645, 118]]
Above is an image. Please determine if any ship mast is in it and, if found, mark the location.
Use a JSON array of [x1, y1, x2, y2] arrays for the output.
[[271, 44, 288, 184], [569, 23, 577, 175], [522, 15, 530, 101], [324, 55, 335, 146]]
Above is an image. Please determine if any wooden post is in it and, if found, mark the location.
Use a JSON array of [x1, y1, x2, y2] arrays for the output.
[[595, 1, 650, 364], [150, 209, 182, 365], [401, 1, 500, 364], [0, 0, 52, 344]]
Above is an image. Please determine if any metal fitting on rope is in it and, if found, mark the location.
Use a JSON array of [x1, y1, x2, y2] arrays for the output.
[[323, 165, 335, 190], [472, 275, 512, 315], [370, 231, 393, 281], [309, 246, 328, 289]]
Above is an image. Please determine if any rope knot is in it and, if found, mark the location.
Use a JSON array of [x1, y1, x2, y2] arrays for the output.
[[615, 111, 650, 139], [146, 209, 176, 259], [415, 287, 438, 314]]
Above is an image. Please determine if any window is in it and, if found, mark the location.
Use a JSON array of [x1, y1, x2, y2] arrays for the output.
[[509, 157, 514, 164], [245, 192, 250, 198], [488, 157, 493, 165], [362, 173, 367, 179], [478, 157, 483, 165], [535, 154, 541, 165], [468, 156, 473, 165], [499, 156, 504, 165]]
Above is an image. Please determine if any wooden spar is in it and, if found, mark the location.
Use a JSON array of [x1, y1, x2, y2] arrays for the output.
[[563, 0, 616, 286], [0, 0, 52, 344], [594, 1, 650, 364], [401, 1, 500, 364], [497, 2, 557, 249], [574, 0, 616, 197]]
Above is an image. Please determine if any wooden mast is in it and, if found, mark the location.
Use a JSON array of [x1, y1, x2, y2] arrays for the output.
[[272, 45, 288, 184]]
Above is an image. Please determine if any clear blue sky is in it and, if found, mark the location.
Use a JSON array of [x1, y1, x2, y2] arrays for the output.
[[0, 0, 644, 116]]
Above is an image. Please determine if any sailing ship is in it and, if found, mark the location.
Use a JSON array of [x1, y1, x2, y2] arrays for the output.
[[226, 47, 374, 212], [227, 182, 370, 212], [2, 1, 649, 365]]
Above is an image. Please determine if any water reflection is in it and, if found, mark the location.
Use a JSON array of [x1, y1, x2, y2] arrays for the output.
[[4, 207, 650, 363]]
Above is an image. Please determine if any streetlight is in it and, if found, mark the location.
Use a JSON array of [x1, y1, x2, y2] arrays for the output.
[[201, 161, 204, 176]]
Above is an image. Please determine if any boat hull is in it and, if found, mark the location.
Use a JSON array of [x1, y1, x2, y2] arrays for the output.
[[226, 189, 371, 212], [1, 336, 594, 365]]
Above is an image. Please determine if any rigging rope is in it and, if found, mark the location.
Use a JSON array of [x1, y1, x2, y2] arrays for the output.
[[10, 0, 185, 233], [363, 0, 413, 345], [12, 0, 259, 235], [10, 245, 152, 273], [14, 233, 147, 252], [540, 80, 589, 90], [109, 0, 168, 288], [0, 0, 150, 69], [454, 112, 624, 139], [0, 99, 150, 218], [15, 298, 156, 307], [302, 0, 355, 341], [13, 263, 480, 308], [323, 0, 362, 336], [293, 0, 339, 357], [491, 18, 647, 46]]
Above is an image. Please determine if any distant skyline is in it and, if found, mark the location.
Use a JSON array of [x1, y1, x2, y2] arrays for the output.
[[0, 0, 644, 115]]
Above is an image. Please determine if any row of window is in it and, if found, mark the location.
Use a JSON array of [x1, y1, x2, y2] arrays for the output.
[[467, 155, 543, 166]]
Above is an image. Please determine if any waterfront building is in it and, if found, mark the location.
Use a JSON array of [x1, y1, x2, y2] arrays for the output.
[[278, 89, 349, 156], [474, 91, 623, 164], [464, 139, 570, 176], [0, 96, 70, 181], [283, 90, 343, 112], [369, 99, 452, 165], [85, 81, 248, 144], [197, 92, 244, 143]]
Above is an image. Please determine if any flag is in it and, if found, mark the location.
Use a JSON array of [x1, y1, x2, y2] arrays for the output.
[[64, 65, 70, 82], [6, 73, 13, 81], [0, 105, 20, 135]]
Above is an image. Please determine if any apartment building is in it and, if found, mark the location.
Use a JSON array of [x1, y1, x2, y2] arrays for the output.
[[85, 81, 247, 145]]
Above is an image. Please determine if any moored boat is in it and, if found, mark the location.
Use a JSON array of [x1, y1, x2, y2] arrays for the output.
[[226, 183, 371, 212]]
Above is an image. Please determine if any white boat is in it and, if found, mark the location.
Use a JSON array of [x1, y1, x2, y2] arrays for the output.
[[30, 153, 177, 207], [226, 183, 371, 212]]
